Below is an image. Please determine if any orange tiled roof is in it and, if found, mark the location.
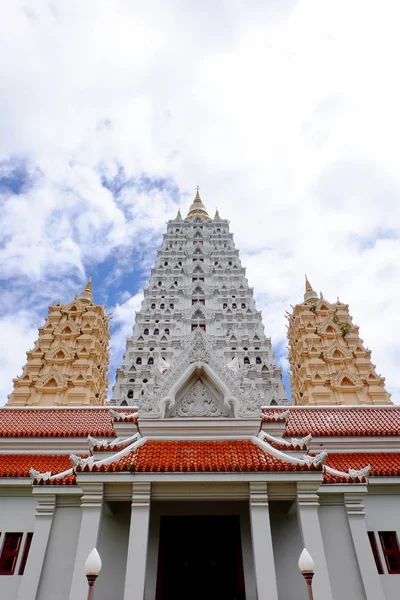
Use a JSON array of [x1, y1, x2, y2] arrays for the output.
[[0, 409, 115, 438], [327, 453, 400, 477], [89, 440, 322, 473], [0, 454, 72, 478], [282, 408, 400, 437]]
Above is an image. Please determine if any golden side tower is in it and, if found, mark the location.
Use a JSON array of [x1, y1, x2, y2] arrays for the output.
[[7, 278, 110, 406], [287, 276, 392, 405]]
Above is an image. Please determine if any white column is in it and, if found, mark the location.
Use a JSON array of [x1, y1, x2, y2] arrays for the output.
[[344, 491, 385, 600], [124, 482, 151, 600], [296, 481, 334, 600], [69, 481, 104, 600], [17, 491, 56, 600], [249, 482, 279, 600]]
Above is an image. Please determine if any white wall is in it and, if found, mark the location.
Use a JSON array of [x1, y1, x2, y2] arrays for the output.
[[365, 492, 400, 600], [0, 493, 36, 600], [319, 503, 365, 600], [96, 501, 130, 600], [37, 500, 82, 600], [269, 500, 307, 600]]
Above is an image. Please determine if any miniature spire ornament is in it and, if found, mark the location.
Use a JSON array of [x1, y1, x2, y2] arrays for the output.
[[185, 186, 210, 220], [288, 278, 392, 406], [304, 275, 318, 302], [79, 276, 93, 303]]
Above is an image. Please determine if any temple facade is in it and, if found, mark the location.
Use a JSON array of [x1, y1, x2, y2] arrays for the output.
[[6, 279, 110, 407], [287, 277, 391, 406], [0, 193, 398, 600]]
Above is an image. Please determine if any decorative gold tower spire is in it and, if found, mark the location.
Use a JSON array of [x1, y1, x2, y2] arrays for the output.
[[7, 281, 110, 407], [78, 276, 93, 303], [304, 275, 318, 302], [185, 186, 210, 220], [287, 283, 392, 406]]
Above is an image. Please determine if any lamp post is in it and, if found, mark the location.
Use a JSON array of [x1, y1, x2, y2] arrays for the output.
[[84, 548, 102, 600], [298, 548, 315, 600]]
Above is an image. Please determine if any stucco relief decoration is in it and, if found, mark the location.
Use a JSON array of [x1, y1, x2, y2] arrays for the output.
[[303, 449, 328, 467], [139, 330, 265, 418], [291, 433, 312, 448], [348, 465, 371, 480], [29, 468, 52, 482], [330, 370, 363, 390], [70, 454, 95, 470], [35, 369, 67, 391], [109, 409, 139, 422], [171, 380, 229, 417]]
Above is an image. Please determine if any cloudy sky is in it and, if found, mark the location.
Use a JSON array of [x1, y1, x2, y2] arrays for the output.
[[1, 1, 399, 404]]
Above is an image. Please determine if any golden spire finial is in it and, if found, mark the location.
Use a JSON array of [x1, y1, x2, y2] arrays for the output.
[[79, 276, 93, 303], [184, 185, 210, 220], [305, 274, 313, 293], [304, 275, 318, 302]]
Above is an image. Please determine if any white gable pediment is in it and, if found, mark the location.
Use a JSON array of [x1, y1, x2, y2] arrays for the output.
[[169, 379, 230, 418], [138, 329, 262, 418]]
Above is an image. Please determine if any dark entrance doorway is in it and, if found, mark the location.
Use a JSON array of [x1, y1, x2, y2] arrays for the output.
[[156, 515, 246, 600]]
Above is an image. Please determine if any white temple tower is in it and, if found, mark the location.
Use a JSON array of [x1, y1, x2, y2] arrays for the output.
[[111, 189, 289, 414]]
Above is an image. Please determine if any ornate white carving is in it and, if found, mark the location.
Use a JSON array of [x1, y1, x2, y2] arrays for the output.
[[109, 409, 139, 421], [29, 468, 52, 482], [171, 380, 229, 417], [261, 409, 290, 422], [302, 449, 328, 467], [70, 454, 95, 470], [291, 433, 312, 448], [324, 463, 371, 482], [88, 432, 141, 451], [348, 465, 371, 480]]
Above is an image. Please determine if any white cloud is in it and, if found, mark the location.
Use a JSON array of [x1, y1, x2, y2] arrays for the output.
[[0, 313, 39, 403], [0, 0, 399, 403]]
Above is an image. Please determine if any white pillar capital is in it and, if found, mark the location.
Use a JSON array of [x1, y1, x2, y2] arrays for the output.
[[249, 481, 269, 505], [296, 480, 320, 506], [344, 490, 366, 515]]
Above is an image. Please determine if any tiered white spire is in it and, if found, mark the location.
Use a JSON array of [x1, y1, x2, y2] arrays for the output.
[[111, 189, 289, 413]]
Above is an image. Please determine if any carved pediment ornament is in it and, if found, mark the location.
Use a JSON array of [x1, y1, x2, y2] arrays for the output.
[[170, 380, 229, 417], [45, 343, 75, 362], [35, 368, 68, 391], [139, 330, 261, 418], [53, 319, 80, 337], [330, 369, 363, 390]]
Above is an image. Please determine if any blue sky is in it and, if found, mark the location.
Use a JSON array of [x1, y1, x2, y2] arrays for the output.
[[1, 1, 400, 404]]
